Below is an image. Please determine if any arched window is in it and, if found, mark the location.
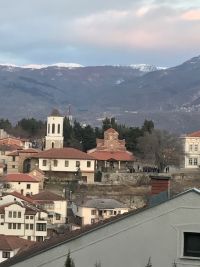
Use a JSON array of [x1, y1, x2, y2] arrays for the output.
[[52, 142, 54, 148], [58, 124, 60, 134], [52, 123, 55, 134], [48, 124, 50, 134]]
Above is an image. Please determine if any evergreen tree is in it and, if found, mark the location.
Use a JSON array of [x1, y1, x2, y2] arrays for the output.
[[65, 251, 75, 267]]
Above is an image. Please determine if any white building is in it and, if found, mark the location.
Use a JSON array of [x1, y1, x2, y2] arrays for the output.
[[0, 201, 48, 242], [45, 109, 64, 150], [0, 235, 34, 263], [35, 147, 95, 183], [0, 173, 39, 196], [72, 198, 128, 225], [182, 130, 200, 168], [31, 191, 67, 225], [4, 187, 200, 267]]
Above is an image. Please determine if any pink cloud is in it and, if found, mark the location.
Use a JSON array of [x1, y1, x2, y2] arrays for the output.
[[181, 9, 200, 20]]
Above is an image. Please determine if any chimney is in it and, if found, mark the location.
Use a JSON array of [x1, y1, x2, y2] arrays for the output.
[[150, 175, 171, 205]]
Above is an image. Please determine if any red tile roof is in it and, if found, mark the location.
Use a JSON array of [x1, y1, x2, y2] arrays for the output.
[[1, 173, 39, 183], [0, 144, 22, 151], [34, 148, 95, 160], [31, 191, 65, 201], [5, 191, 36, 204], [187, 130, 200, 137], [88, 151, 134, 161], [0, 235, 34, 251], [7, 148, 40, 156], [0, 202, 16, 214]]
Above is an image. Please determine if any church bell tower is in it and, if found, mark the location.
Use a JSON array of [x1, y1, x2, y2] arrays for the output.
[[45, 109, 64, 150]]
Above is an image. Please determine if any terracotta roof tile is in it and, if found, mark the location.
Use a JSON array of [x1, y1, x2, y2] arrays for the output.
[[1, 173, 39, 183], [187, 130, 200, 137], [5, 191, 36, 204], [88, 151, 134, 161], [0, 235, 34, 251], [105, 128, 118, 133], [31, 191, 65, 201], [34, 148, 95, 160]]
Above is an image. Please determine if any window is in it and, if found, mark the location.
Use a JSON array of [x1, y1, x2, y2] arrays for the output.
[[76, 161, 80, 167], [114, 210, 117, 215], [25, 215, 29, 220], [56, 214, 61, 220], [27, 236, 31, 240], [17, 223, 21, 229], [30, 216, 34, 220], [42, 160, 47, 166], [1, 214, 4, 219], [184, 232, 200, 257], [12, 165, 16, 169], [195, 145, 198, 151], [2, 251, 10, 258], [25, 224, 29, 230], [51, 142, 54, 148], [18, 212, 21, 218], [189, 144, 193, 151], [1, 223, 4, 225], [13, 211, 16, 218], [48, 124, 50, 134], [52, 123, 55, 134], [13, 223, 16, 229], [65, 160, 69, 167], [12, 156, 16, 162], [87, 161, 91, 168], [26, 184, 31, 189], [8, 211, 12, 218], [36, 236, 43, 242], [58, 124, 60, 134], [8, 223, 12, 229], [30, 224, 34, 230], [36, 223, 46, 231], [194, 158, 198, 165], [53, 160, 58, 167], [189, 158, 193, 165], [91, 209, 96, 215]]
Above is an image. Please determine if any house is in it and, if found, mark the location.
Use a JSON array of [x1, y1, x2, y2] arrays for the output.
[[87, 128, 134, 171], [6, 148, 39, 174], [0, 235, 34, 263], [182, 130, 200, 168], [34, 148, 95, 183], [0, 137, 32, 150], [29, 168, 45, 190], [4, 178, 200, 267], [0, 201, 48, 241], [31, 191, 67, 225], [72, 198, 129, 225], [0, 173, 40, 196]]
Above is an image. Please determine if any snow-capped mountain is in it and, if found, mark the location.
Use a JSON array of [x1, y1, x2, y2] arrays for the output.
[[129, 64, 166, 72], [0, 63, 84, 69]]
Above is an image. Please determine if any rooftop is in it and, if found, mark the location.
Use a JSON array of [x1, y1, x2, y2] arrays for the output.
[[31, 191, 65, 201], [75, 198, 127, 209], [88, 150, 134, 161], [187, 130, 200, 137], [35, 148, 95, 160], [1, 173, 39, 183], [0, 235, 34, 251]]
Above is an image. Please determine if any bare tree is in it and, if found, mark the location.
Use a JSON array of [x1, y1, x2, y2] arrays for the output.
[[137, 129, 183, 172]]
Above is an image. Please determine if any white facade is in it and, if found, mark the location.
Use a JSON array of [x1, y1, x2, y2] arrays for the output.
[[0, 249, 15, 263], [4, 181, 39, 196], [6, 189, 200, 267], [0, 203, 47, 241], [39, 158, 95, 173], [183, 136, 200, 168], [45, 115, 64, 150], [72, 202, 128, 225]]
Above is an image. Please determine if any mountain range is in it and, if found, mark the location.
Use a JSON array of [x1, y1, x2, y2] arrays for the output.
[[1, 56, 200, 133]]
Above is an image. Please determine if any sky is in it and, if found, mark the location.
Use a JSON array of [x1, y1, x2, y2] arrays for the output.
[[0, 0, 200, 67]]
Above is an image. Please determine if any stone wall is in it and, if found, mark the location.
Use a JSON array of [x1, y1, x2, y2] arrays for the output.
[[101, 172, 150, 185]]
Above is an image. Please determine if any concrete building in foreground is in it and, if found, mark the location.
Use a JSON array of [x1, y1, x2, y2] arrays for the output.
[[3, 182, 200, 267]]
